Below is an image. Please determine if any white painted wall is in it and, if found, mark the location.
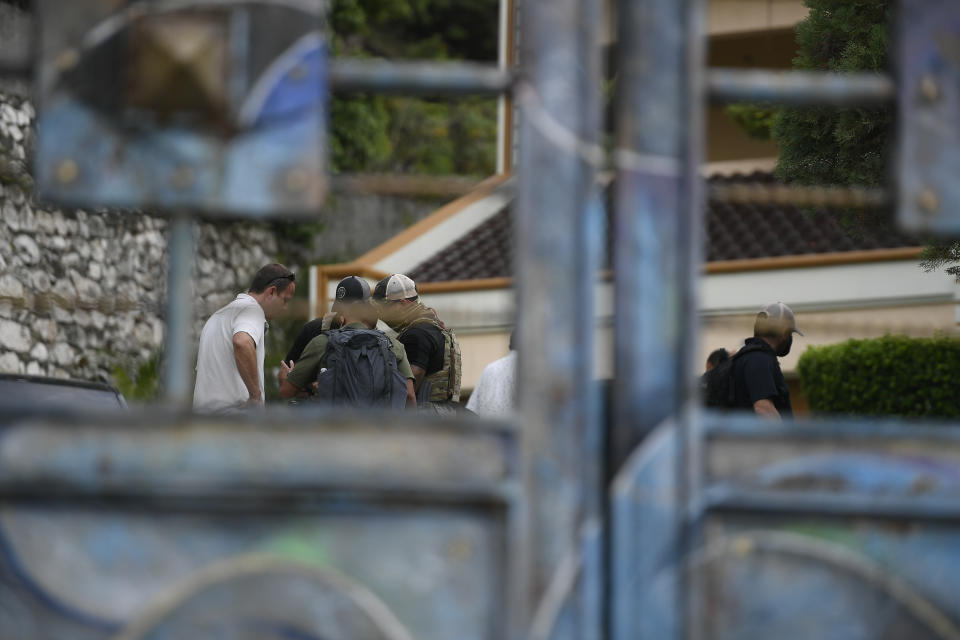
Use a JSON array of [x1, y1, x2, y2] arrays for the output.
[[700, 260, 958, 315], [418, 259, 960, 385]]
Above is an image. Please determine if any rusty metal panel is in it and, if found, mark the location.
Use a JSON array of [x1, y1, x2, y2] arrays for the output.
[[896, 0, 960, 233], [613, 414, 960, 640], [513, 0, 605, 636], [34, 0, 327, 217], [695, 517, 960, 639], [693, 417, 960, 639], [610, 422, 683, 640], [0, 413, 516, 640]]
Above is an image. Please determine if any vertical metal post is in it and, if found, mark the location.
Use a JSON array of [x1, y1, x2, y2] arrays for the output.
[[611, 0, 705, 638], [611, 0, 704, 467], [513, 0, 604, 637], [162, 211, 196, 407]]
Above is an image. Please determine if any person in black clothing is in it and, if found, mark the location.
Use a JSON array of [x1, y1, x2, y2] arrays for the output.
[[282, 311, 343, 366], [705, 348, 729, 372], [276, 283, 355, 388], [372, 274, 462, 414], [732, 301, 803, 420]]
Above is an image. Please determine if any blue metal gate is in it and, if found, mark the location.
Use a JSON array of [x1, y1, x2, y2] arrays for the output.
[[610, 1, 960, 639], [1, 0, 959, 638]]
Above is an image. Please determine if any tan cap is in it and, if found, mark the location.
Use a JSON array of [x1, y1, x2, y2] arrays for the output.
[[755, 301, 803, 336], [373, 273, 419, 301]]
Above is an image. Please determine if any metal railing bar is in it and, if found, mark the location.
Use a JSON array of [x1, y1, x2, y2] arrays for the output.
[[708, 68, 896, 107], [161, 212, 195, 408], [0, 48, 513, 97], [0, 482, 515, 511], [329, 59, 513, 95], [704, 485, 960, 523], [704, 416, 960, 441]]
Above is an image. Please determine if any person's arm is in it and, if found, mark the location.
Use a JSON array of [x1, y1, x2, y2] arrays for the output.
[[753, 398, 781, 420], [281, 336, 326, 399], [277, 360, 309, 399], [279, 378, 309, 399], [388, 337, 418, 409], [233, 331, 262, 406], [405, 379, 417, 409], [276, 359, 292, 387], [398, 328, 437, 393], [741, 356, 781, 420], [410, 365, 427, 392]]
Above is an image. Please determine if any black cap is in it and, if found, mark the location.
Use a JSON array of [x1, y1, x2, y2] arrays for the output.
[[335, 276, 371, 302]]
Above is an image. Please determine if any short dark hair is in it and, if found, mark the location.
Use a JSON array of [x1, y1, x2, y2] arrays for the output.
[[249, 263, 295, 294], [706, 348, 729, 369], [372, 276, 389, 301]]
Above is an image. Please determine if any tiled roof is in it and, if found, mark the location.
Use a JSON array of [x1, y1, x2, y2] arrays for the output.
[[408, 171, 920, 283]]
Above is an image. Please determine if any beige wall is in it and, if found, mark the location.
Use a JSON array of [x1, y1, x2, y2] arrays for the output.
[[459, 326, 614, 391], [709, 0, 806, 36], [706, 27, 796, 163], [461, 303, 960, 391], [700, 303, 960, 375], [458, 331, 512, 390]]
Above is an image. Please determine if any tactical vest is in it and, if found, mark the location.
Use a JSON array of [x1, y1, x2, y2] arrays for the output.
[[402, 318, 462, 403]]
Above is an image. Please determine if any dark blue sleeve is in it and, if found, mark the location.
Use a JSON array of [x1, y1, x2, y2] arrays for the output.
[[741, 354, 779, 404]]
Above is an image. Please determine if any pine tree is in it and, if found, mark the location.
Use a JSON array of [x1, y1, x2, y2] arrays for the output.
[[771, 0, 960, 276], [771, 0, 892, 229]]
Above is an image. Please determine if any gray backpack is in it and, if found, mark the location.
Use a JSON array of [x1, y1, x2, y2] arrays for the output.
[[315, 328, 408, 409]]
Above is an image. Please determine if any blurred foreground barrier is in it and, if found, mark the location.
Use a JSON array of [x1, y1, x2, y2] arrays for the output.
[[0, 410, 517, 640]]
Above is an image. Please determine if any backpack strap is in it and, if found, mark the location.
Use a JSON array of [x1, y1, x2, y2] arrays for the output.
[[315, 328, 346, 403], [373, 331, 401, 405]]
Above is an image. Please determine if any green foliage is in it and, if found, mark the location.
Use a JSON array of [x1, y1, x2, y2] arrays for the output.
[[327, 0, 499, 176], [264, 314, 306, 403], [772, 0, 892, 228], [724, 103, 778, 140], [772, 0, 960, 274], [797, 335, 960, 418], [920, 242, 960, 280], [330, 97, 393, 171], [113, 352, 161, 403]]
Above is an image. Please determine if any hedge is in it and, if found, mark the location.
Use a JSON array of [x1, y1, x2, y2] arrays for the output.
[[797, 335, 960, 418]]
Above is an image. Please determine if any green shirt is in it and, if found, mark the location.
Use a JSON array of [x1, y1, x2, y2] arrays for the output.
[[286, 321, 415, 392]]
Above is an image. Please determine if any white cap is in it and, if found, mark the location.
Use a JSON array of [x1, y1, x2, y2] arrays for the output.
[[376, 274, 419, 301], [756, 301, 803, 336]]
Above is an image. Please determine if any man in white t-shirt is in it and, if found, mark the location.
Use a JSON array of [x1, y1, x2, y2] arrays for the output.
[[466, 331, 517, 418], [193, 263, 296, 413]]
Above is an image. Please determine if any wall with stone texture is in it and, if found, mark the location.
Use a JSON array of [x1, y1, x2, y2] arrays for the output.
[[0, 91, 280, 385], [312, 193, 442, 262]]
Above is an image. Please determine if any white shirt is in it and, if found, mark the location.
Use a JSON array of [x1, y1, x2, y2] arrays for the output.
[[466, 351, 517, 418], [193, 293, 266, 413]]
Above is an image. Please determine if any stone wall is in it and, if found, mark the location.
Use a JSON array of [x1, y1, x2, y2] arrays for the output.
[[0, 91, 280, 385], [312, 192, 442, 262]]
